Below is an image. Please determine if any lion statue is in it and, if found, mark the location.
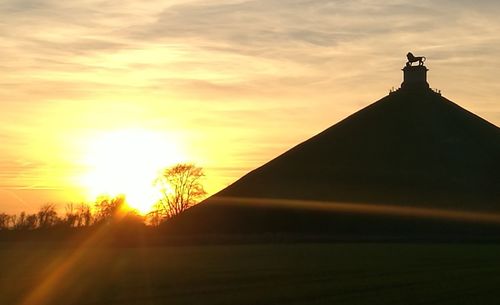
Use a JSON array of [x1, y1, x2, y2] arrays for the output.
[[406, 52, 426, 67]]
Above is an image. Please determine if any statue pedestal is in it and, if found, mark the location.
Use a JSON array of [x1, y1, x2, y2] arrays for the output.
[[401, 65, 429, 90]]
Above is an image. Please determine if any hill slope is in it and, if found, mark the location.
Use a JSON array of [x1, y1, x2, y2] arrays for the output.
[[165, 87, 500, 237]]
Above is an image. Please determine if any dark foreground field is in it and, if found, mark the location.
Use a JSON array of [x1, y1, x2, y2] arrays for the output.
[[1, 242, 499, 305]]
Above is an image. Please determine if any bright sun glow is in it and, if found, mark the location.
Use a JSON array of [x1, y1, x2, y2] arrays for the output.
[[80, 129, 187, 214]]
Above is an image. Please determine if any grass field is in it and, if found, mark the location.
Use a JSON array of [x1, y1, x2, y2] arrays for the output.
[[1, 242, 499, 305]]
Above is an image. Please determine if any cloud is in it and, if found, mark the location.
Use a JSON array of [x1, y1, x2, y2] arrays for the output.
[[1, 0, 499, 207]]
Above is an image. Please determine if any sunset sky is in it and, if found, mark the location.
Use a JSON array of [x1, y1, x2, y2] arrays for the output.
[[1, 0, 499, 213]]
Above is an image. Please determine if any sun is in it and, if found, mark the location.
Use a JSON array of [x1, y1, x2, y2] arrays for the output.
[[79, 129, 187, 214]]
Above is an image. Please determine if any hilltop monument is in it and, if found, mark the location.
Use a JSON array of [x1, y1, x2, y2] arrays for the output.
[[402, 52, 429, 89], [165, 54, 500, 239]]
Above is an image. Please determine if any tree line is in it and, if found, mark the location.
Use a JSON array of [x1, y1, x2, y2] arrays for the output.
[[0, 163, 206, 231]]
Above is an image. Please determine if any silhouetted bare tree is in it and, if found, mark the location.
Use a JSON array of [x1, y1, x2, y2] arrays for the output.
[[77, 203, 93, 227], [64, 203, 90, 227], [64, 203, 78, 227], [0, 197, 149, 233], [146, 208, 163, 227], [13, 212, 38, 230], [0, 213, 9, 230], [37, 204, 59, 228], [93, 195, 126, 224], [154, 163, 206, 220]]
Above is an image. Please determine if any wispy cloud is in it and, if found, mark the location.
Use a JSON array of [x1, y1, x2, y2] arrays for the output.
[[1, 0, 499, 208]]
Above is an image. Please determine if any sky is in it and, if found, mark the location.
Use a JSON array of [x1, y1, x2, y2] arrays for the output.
[[1, 0, 500, 213]]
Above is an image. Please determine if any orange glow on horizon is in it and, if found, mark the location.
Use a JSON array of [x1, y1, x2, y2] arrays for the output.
[[1, 0, 500, 214]]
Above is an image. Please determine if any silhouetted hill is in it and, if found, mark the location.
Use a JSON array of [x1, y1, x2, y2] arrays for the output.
[[164, 65, 500, 238], [222, 89, 499, 207]]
